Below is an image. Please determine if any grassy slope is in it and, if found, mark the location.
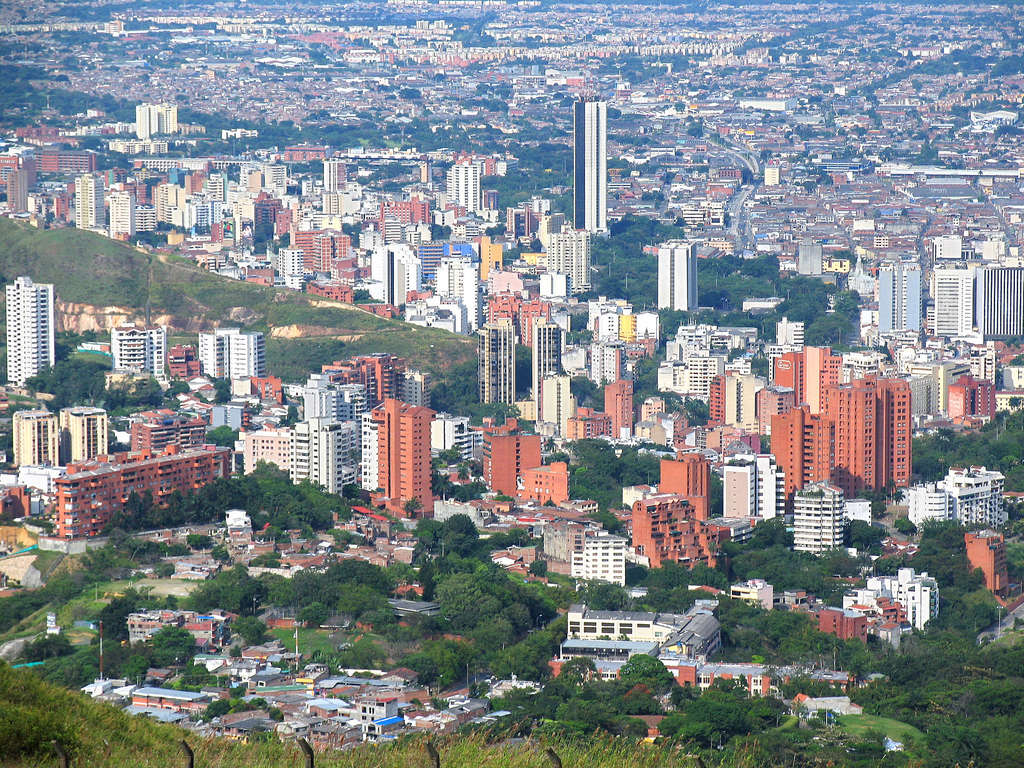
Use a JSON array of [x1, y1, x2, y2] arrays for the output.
[[0, 219, 474, 380], [0, 664, 689, 768], [837, 714, 924, 744]]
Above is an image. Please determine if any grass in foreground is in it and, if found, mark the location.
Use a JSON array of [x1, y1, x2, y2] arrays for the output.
[[837, 714, 923, 744]]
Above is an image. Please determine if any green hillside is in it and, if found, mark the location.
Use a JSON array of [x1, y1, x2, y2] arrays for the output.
[[0, 219, 475, 380], [0, 663, 686, 768]]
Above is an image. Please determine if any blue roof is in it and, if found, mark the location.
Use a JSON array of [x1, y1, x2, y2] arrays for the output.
[[373, 716, 404, 726]]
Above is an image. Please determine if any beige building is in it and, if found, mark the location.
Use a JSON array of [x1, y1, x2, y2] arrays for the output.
[[13, 410, 59, 467], [58, 407, 109, 464], [477, 318, 516, 405], [716, 373, 765, 431], [242, 428, 293, 474], [540, 374, 576, 437]]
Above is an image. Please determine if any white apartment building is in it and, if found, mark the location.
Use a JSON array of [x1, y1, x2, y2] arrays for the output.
[[657, 241, 698, 312], [944, 466, 1005, 527], [301, 374, 366, 423], [430, 413, 478, 461], [570, 533, 627, 586], [547, 229, 592, 294], [905, 482, 953, 527], [435, 257, 481, 331], [446, 161, 482, 214], [657, 355, 726, 399], [723, 455, 785, 520], [290, 418, 357, 494], [370, 243, 421, 306], [75, 174, 104, 230], [108, 191, 136, 238], [323, 159, 346, 193], [931, 266, 975, 337], [360, 412, 379, 491], [111, 325, 167, 376], [776, 316, 805, 347], [844, 568, 938, 630], [198, 328, 266, 379], [572, 99, 608, 233], [6, 276, 55, 387], [793, 482, 846, 554], [135, 102, 178, 139]]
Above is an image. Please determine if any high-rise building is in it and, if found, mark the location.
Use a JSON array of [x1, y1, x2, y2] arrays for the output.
[[540, 374, 576, 436], [370, 243, 421, 306], [323, 159, 346, 193], [776, 317, 805, 347], [771, 406, 834, 508], [75, 173, 104, 230], [878, 262, 922, 333], [796, 242, 823, 276], [58, 407, 109, 464], [372, 399, 434, 516], [198, 329, 266, 379], [657, 241, 699, 311], [436, 256, 481, 331], [111, 325, 167, 375], [944, 466, 1005, 527], [570, 532, 627, 585], [546, 229, 592, 294], [6, 168, 29, 213], [933, 234, 963, 261], [947, 375, 996, 420], [5, 276, 55, 386], [482, 419, 542, 497], [975, 266, 1024, 338], [447, 160, 482, 214], [823, 377, 912, 497], [604, 379, 633, 439], [964, 530, 1008, 594], [301, 374, 366, 423], [723, 455, 785, 520], [108, 191, 136, 239], [290, 418, 357, 494], [572, 99, 607, 233], [931, 266, 975, 337], [772, 346, 842, 413], [478, 318, 516, 404], [13, 410, 59, 467], [708, 373, 765, 431], [532, 319, 564, 416], [135, 102, 178, 139], [792, 482, 846, 554], [756, 385, 795, 435], [660, 452, 711, 521], [129, 409, 206, 453]]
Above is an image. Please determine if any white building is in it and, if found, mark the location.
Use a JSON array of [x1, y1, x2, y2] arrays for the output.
[[905, 482, 953, 527], [547, 230, 591, 294], [5, 276, 55, 387], [75, 174, 104, 230], [776, 317, 805, 348], [360, 412, 379, 491], [111, 325, 167, 376], [657, 355, 726, 399], [370, 244, 421, 306], [931, 266, 975, 337], [723, 455, 785, 520], [135, 102, 178, 139], [933, 234, 963, 261], [290, 418, 358, 494], [844, 568, 938, 630], [570, 532, 626, 586], [430, 413, 478, 461], [198, 328, 266, 379], [944, 466, 1005, 527], [540, 374, 576, 437], [447, 161, 482, 214], [657, 241, 698, 312], [975, 266, 1024, 339], [878, 262, 922, 333], [435, 257, 481, 331], [793, 482, 846, 554], [532, 319, 564, 417], [572, 99, 608, 233], [108, 191, 136, 238], [323, 159, 346, 193], [301, 374, 365, 423]]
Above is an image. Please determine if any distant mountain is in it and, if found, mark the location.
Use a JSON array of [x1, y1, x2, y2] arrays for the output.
[[0, 218, 474, 381]]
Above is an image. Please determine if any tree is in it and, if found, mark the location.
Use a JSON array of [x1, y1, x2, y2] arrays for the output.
[[150, 626, 195, 667], [619, 655, 674, 694], [232, 616, 268, 646], [206, 426, 238, 448], [298, 602, 329, 628], [529, 559, 548, 576]]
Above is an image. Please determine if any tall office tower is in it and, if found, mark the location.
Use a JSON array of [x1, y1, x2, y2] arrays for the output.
[[6, 168, 29, 213], [372, 398, 435, 516], [532, 319, 564, 416], [975, 266, 1024, 338], [370, 244, 421, 306], [111, 325, 167, 375], [792, 482, 846, 554], [776, 316, 805, 347], [108, 191, 136, 238], [931, 266, 975, 337], [198, 328, 266, 379], [290, 418, 357, 494], [878, 262, 922, 333], [771, 405, 835, 509], [12, 410, 59, 467], [604, 378, 633, 439], [436, 257, 481, 331], [540, 374, 575, 436], [5, 276, 55, 386], [135, 102, 178, 139], [659, 451, 712, 521], [75, 173, 104, 229], [547, 229, 592, 294], [478, 318, 516, 405], [447, 160, 482, 214], [772, 346, 842, 413], [823, 376, 912, 497], [58, 406, 109, 464], [656, 241, 699, 311], [572, 98, 607, 233], [323, 159, 347, 193]]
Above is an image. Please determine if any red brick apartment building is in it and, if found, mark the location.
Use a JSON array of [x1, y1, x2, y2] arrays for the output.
[[54, 445, 231, 538]]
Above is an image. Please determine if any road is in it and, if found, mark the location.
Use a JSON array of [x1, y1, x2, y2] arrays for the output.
[[977, 599, 1024, 644]]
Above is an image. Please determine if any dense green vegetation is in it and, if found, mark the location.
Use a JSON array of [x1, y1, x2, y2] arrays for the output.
[[913, 410, 1024, 490]]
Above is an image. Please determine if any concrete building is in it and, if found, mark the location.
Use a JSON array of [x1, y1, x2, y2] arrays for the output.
[[709, 373, 765, 431], [905, 482, 953, 527], [547, 229, 592, 294], [371, 399, 434, 516], [657, 241, 698, 312], [370, 243, 421, 306], [447, 161, 482, 214], [198, 329, 266, 379], [878, 262, 922, 333], [58, 407, 109, 464], [730, 579, 774, 610], [844, 568, 938, 630], [792, 482, 846, 554], [532, 319, 564, 418], [135, 102, 178, 139], [108, 190, 136, 238], [430, 413, 478, 461], [290, 418, 357, 494], [5, 276, 55, 386], [242, 428, 292, 474], [436, 257, 481, 331], [75, 173, 104, 230], [540, 374, 576, 436], [944, 466, 1005, 527], [572, 99, 607, 233], [964, 530, 1008, 595], [111, 325, 167, 376], [301, 374, 366, 423], [931, 266, 976, 337], [477, 318, 516, 405], [482, 419, 541, 498], [975, 266, 1024, 338], [13, 410, 59, 467], [723, 455, 785, 520], [323, 159, 346, 193], [570, 533, 627, 586]]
